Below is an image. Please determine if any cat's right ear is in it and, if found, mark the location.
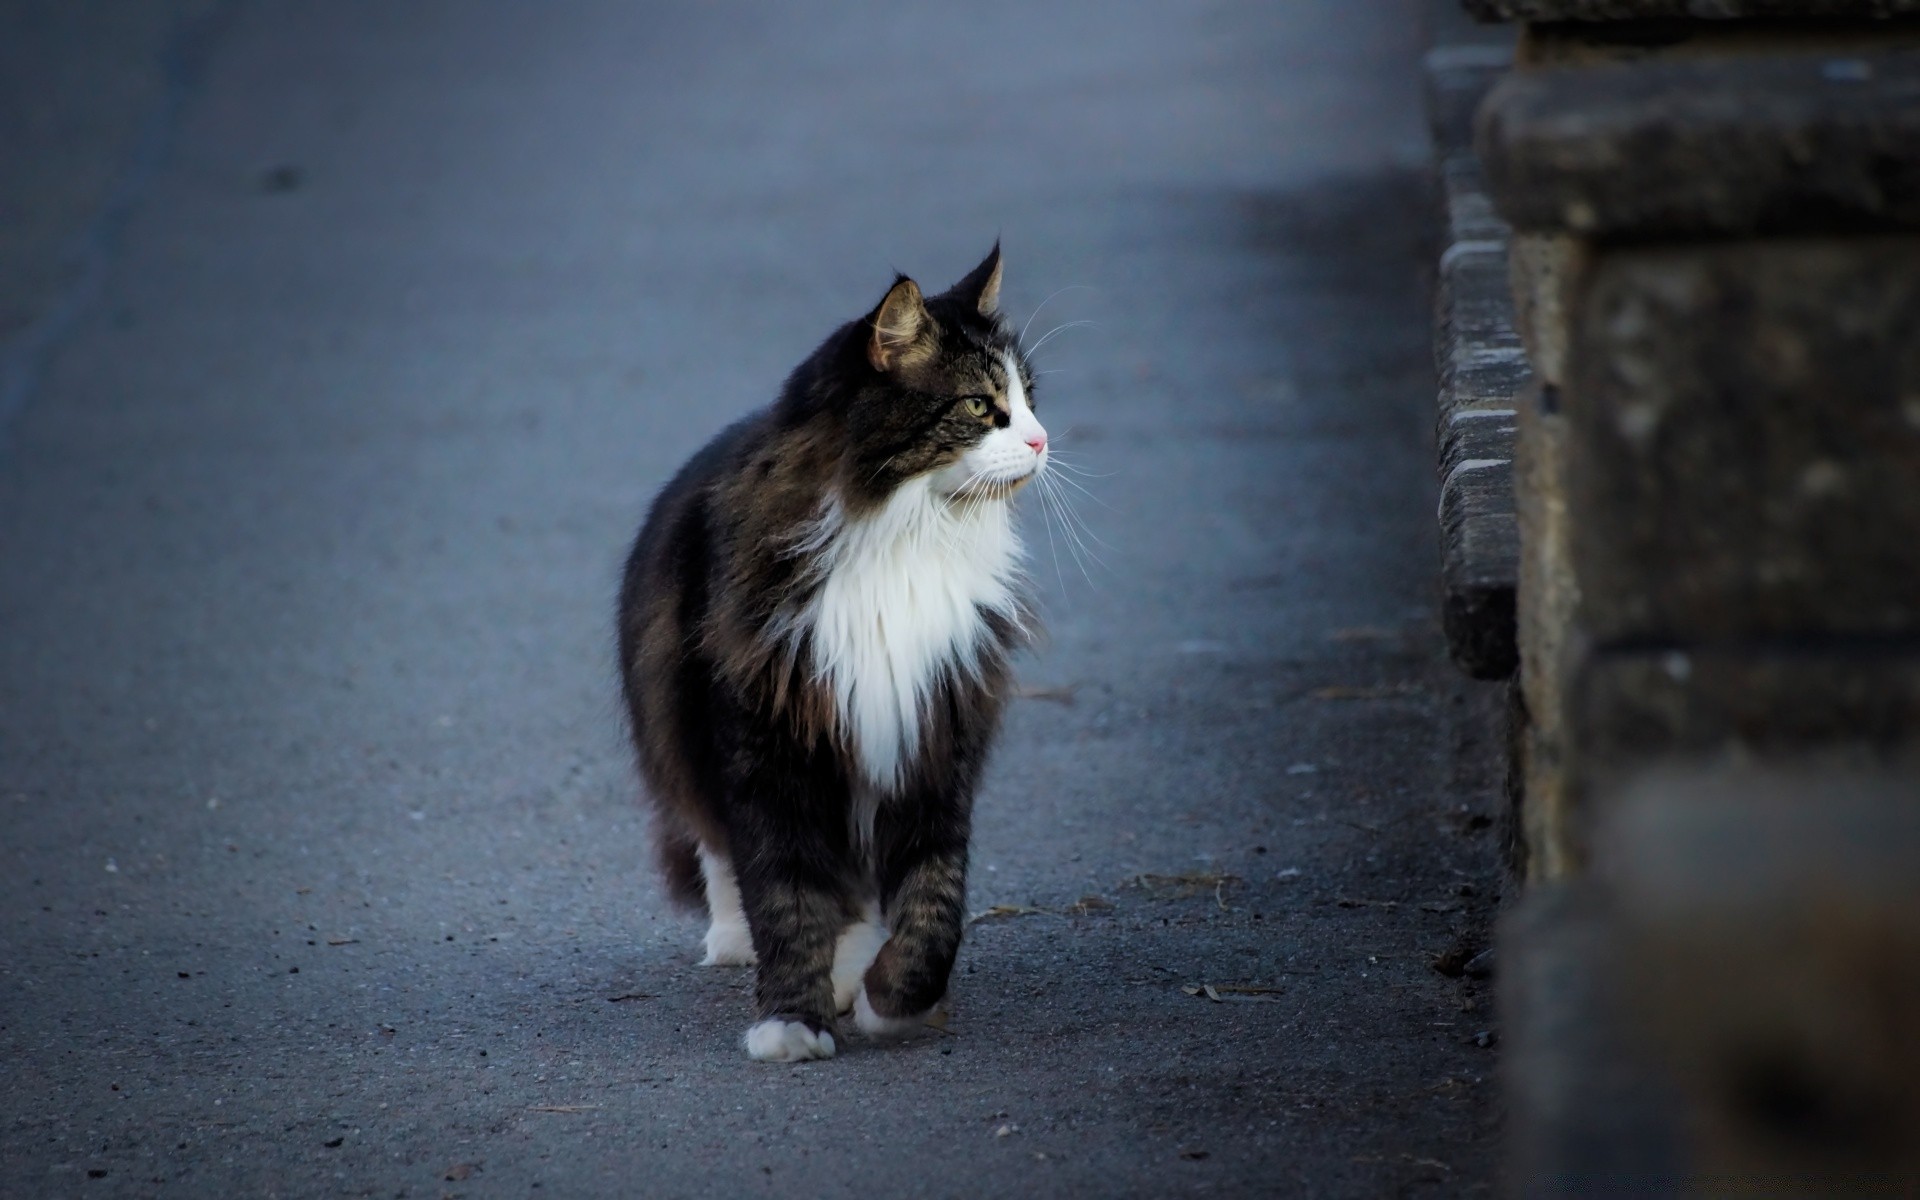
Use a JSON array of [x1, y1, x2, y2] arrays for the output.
[[946, 241, 1003, 316], [868, 276, 933, 373]]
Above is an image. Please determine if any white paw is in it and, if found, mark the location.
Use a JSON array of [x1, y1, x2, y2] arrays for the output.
[[743, 1019, 836, 1062], [854, 988, 931, 1040], [699, 916, 756, 966], [831, 918, 889, 1013]]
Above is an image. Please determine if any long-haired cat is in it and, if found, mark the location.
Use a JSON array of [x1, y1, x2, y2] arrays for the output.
[[617, 245, 1047, 1061]]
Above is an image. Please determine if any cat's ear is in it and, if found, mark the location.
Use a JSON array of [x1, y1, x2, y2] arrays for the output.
[[868, 276, 934, 373], [944, 242, 1003, 316]]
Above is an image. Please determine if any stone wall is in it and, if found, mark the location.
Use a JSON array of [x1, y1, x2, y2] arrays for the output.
[[1428, 1, 1920, 1187]]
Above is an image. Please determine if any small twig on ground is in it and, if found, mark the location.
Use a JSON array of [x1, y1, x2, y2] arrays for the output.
[[967, 904, 1055, 925], [1014, 684, 1078, 706], [1310, 683, 1425, 701]]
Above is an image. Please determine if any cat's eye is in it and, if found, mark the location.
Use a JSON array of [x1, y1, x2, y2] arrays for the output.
[[962, 396, 991, 418]]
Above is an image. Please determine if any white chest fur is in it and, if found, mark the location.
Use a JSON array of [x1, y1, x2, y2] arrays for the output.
[[798, 478, 1023, 791]]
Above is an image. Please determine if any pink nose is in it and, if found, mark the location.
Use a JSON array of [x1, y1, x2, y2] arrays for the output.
[[1026, 434, 1048, 453]]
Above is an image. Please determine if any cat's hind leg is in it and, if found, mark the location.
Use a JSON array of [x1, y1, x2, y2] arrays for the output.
[[696, 846, 756, 967], [830, 901, 887, 1015]]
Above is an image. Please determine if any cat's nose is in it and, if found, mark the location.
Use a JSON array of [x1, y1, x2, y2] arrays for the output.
[[1026, 433, 1048, 453]]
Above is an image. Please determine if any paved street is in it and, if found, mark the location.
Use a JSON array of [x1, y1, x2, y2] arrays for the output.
[[1, 3, 1506, 1195]]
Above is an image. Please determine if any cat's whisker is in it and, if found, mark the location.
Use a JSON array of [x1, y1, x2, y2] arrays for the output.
[[1044, 468, 1119, 518], [1026, 319, 1098, 359], [949, 465, 998, 505], [1036, 472, 1102, 590], [1019, 284, 1095, 345], [1029, 470, 1071, 601], [1030, 472, 1074, 599], [1048, 488, 1101, 593], [1031, 443, 1119, 538], [1040, 454, 1118, 481], [1043, 469, 1112, 571]]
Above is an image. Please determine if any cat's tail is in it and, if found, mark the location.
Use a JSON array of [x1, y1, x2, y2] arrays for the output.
[[655, 822, 708, 914]]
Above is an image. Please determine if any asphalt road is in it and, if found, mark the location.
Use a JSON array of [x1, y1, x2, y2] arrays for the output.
[[0, 3, 1507, 1196]]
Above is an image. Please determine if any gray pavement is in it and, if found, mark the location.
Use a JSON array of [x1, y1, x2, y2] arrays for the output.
[[0, 3, 1506, 1196]]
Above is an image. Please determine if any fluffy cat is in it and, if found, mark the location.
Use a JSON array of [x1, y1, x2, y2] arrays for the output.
[[617, 245, 1047, 1061]]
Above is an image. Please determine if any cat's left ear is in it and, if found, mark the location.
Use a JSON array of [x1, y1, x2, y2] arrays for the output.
[[868, 276, 935, 373], [943, 242, 1002, 316]]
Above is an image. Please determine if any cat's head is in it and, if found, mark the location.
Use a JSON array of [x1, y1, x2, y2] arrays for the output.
[[837, 245, 1047, 506]]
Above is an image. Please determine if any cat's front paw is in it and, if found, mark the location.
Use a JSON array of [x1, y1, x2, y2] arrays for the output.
[[743, 1018, 836, 1062], [853, 988, 936, 1041]]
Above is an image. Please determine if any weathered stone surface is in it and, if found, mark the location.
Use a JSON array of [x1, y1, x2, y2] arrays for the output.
[[1562, 239, 1920, 643], [1469, 0, 1920, 20], [1444, 578, 1521, 680], [1478, 51, 1920, 236], [1427, 12, 1527, 681], [1514, 382, 1582, 876], [1540, 643, 1920, 861], [1574, 643, 1920, 762], [1517, 714, 1583, 877], [1507, 235, 1585, 389], [1598, 766, 1920, 1182], [1425, 40, 1516, 158], [1436, 241, 1527, 444], [1439, 151, 1514, 246], [1436, 239, 1526, 678], [1518, 15, 1920, 68], [1500, 883, 1684, 1192]]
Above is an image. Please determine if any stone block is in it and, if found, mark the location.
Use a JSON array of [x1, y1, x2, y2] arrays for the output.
[[1468, 0, 1920, 20], [1425, 40, 1517, 159], [1517, 16, 1920, 69], [1439, 152, 1514, 246], [1436, 239, 1526, 404], [1573, 642, 1920, 765], [1542, 643, 1920, 865], [1478, 51, 1920, 237], [1517, 714, 1583, 877], [1513, 380, 1583, 875], [1562, 238, 1920, 644], [1500, 882, 1684, 1193], [1436, 239, 1527, 679], [1598, 765, 1920, 1184]]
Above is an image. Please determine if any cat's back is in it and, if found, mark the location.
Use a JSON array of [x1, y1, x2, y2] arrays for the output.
[[623, 410, 775, 597]]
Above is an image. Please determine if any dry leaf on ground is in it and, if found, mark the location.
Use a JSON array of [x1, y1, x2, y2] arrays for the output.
[[966, 904, 1052, 925], [1184, 982, 1287, 1003], [1124, 871, 1241, 900]]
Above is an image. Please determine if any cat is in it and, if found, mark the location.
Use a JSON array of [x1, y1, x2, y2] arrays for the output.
[[617, 245, 1048, 1062]]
